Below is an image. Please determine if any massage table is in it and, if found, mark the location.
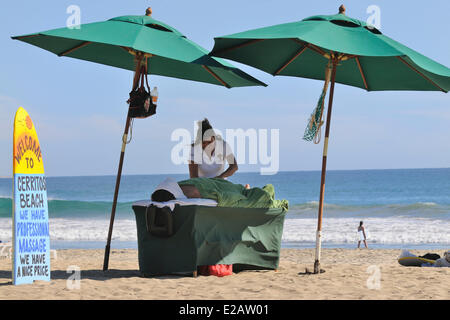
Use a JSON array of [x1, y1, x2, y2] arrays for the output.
[[132, 199, 287, 277]]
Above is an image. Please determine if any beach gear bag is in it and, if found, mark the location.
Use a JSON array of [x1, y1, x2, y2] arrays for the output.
[[127, 65, 157, 119], [419, 253, 440, 260], [198, 264, 233, 277], [145, 205, 173, 237]]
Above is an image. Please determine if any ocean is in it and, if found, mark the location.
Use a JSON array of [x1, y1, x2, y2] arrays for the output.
[[0, 168, 449, 250]]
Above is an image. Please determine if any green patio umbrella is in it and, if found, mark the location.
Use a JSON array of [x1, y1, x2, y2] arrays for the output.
[[12, 15, 266, 87], [210, 6, 450, 273], [12, 13, 266, 271]]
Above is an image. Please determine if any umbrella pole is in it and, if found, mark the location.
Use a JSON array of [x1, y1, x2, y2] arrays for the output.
[[314, 60, 337, 274], [103, 113, 132, 271], [103, 55, 144, 271]]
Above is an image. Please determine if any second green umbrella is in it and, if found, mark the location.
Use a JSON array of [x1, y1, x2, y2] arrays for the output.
[[210, 7, 450, 273]]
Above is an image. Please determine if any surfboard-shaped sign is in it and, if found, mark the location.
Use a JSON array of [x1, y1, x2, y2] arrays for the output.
[[12, 107, 50, 285]]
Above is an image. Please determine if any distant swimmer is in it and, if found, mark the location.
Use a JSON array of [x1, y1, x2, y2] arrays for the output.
[[357, 221, 368, 249]]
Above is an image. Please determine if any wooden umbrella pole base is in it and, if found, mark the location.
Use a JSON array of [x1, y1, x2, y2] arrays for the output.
[[313, 57, 338, 274], [313, 230, 322, 273], [103, 114, 132, 271]]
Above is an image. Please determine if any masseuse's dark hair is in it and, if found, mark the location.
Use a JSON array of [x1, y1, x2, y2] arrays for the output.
[[192, 118, 215, 146], [201, 118, 213, 136]]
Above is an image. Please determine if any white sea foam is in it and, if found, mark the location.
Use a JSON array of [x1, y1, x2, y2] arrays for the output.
[[282, 217, 450, 245], [0, 217, 449, 245], [0, 218, 137, 242], [418, 202, 438, 206]]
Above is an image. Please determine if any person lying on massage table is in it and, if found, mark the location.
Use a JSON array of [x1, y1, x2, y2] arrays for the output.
[[151, 177, 288, 210]]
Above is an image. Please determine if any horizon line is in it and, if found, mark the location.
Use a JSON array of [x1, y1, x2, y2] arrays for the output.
[[1, 166, 449, 179]]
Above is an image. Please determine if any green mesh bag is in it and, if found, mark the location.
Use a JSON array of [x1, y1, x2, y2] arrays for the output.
[[303, 91, 326, 142], [303, 63, 332, 143]]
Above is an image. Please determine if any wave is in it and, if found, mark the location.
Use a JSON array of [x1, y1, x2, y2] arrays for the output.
[[291, 201, 439, 210], [0, 216, 448, 244], [288, 201, 450, 219], [1, 197, 449, 219], [0, 197, 135, 219]]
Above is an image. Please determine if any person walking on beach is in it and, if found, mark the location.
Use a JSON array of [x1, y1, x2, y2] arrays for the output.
[[357, 221, 368, 248]]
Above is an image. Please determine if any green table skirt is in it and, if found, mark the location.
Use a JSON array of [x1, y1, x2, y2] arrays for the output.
[[132, 204, 286, 276]]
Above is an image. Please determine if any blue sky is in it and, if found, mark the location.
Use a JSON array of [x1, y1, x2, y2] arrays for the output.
[[0, 0, 449, 177]]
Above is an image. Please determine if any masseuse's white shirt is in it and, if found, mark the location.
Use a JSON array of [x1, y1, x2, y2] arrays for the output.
[[190, 139, 235, 178]]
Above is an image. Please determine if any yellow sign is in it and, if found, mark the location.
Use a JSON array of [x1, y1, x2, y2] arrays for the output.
[[13, 107, 45, 174], [12, 107, 50, 285]]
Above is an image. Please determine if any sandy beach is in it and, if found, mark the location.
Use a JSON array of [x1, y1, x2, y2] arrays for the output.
[[0, 248, 448, 300]]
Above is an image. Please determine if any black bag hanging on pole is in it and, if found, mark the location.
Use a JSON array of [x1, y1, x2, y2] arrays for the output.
[[127, 64, 157, 119]]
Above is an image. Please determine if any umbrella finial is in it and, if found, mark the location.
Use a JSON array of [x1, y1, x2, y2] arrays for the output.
[[339, 4, 346, 15], [145, 7, 152, 17]]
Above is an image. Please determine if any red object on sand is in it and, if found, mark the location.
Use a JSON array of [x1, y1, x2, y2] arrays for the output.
[[198, 264, 233, 277]]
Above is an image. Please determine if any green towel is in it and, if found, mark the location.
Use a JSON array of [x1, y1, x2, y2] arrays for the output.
[[178, 177, 289, 211]]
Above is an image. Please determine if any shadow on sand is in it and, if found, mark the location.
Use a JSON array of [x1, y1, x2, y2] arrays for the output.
[[0, 268, 190, 285]]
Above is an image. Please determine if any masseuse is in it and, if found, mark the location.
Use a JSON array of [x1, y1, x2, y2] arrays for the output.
[[188, 118, 238, 179]]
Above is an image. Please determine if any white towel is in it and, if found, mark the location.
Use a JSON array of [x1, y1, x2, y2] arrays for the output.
[[154, 177, 187, 199], [133, 198, 218, 211], [358, 230, 365, 241]]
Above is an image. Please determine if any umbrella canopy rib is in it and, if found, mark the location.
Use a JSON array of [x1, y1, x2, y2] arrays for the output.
[[274, 44, 308, 75], [202, 65, 231, 88], [15, 34, 39, 40], [355, 56, 369, 90], [291, 39, 329, 58], [397, 56, 446, 92], [58, 41, 92, 57]]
